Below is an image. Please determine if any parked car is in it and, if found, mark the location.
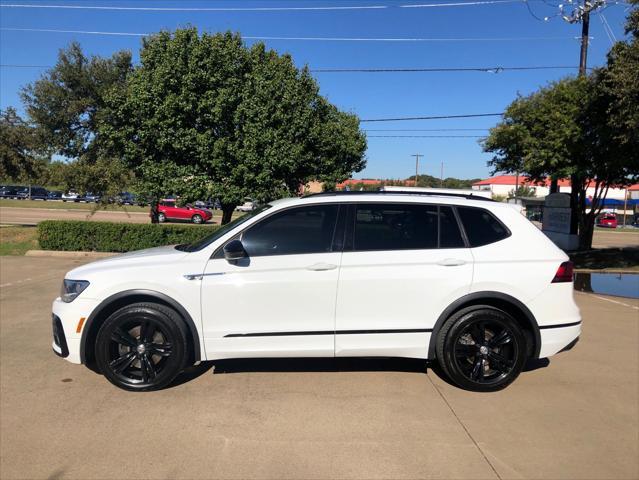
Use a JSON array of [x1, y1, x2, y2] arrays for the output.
[[194, 199, 221, 210], [0, 185, 21, 199], [596, 213, 618, 229], [47, 190, 63, 200], [84, 192, 101, 203], [52, 191, 581, 392], [235, 199, 255, 212], [61, 191, 81, 202], [154, 199, 213, 224], [115, 192, 136, 205], [16, 186, 49, 200]]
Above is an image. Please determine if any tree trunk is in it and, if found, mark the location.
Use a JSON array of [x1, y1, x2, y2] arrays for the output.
[[221, 204, 235, 225], [569, 174, 580, 235], [150, 200, 159, 224], [578, 214, 595, 250]]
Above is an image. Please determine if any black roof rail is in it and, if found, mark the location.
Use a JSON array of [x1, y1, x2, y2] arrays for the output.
[[302, 190, 494, 202]]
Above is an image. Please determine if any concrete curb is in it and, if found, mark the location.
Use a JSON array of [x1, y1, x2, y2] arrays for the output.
[[25, 250, 117, 259]]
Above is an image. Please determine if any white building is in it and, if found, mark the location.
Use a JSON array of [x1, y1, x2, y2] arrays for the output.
[[472, 175, 636, 201]]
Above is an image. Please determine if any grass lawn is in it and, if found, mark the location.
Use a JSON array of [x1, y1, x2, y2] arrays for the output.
[[0, 226, 38, 255], [0, 198, 149, 212]]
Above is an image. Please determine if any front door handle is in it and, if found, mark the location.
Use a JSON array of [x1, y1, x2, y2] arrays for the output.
[[437, 258, 467, 267], [306, 263, 337, 271]]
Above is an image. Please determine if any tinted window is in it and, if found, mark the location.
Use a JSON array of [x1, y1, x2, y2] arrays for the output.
[[354, 204, 438, 251], [439, 206, 465, 248], [241, 205, 338, 257], [457, 207, 510, 247]]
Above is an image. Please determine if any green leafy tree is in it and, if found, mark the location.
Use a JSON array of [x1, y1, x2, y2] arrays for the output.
[[21, 42, 132, 160], [0, 107, 46, 183], [101, 29, 366, 223], [509, 185, 537, 198]]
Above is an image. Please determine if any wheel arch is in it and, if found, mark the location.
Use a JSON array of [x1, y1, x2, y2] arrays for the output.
[[80, 289, 201, 368], [428, 291, 541, 360]]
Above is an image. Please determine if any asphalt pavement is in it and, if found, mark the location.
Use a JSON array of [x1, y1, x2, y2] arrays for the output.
[[0, 256, 638, 479]]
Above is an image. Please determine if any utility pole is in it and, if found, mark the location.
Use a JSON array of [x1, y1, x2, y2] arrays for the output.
[[411, 154, 422, 187], [440, 161, 444, 188], [578, 4, 590, 77]]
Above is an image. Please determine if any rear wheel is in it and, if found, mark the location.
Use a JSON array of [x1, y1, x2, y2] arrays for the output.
[[157, 212, 166, 223], [191, 214, 203, 224], [95, 303, 189, 391], [436, 306, 526, 392]]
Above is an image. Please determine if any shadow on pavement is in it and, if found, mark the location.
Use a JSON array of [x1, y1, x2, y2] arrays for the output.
[[211, 357, 427, 374]]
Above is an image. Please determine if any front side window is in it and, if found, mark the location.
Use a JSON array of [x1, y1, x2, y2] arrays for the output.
[[457, 206, 510, 247], [241, 205, 339, 257], [353, 204, 438, 251]]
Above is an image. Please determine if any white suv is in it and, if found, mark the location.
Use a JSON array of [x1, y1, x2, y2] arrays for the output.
[[52, 192, 581, 392]]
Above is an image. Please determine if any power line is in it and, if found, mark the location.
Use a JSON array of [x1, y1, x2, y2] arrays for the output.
[[311, 65, 584, 72], [368, 135, 484, 137], [0, 1, 553, 11], [0, 28, 583, 42], [360, 113, 503, 122], [364, 128, 489, 131], [0, 63, 590, 72], [0, 3, 388, 11]]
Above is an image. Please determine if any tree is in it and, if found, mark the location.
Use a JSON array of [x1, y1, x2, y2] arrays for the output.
[[509, 185, 536, 198], [101, 29, 366, 224], [21, 42, 132, 161], [483, 75, 637, 249], [0, 107, 46, 183]]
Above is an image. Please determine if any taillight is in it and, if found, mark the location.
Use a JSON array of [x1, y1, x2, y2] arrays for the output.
[[552, 261, 574, 283]]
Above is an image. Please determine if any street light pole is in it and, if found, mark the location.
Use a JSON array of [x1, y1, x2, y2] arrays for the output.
[[411, 154, 423, 187]]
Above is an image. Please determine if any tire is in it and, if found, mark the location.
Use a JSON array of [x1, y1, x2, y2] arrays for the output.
[[436, 306, 527, 392], [157, 212, 166, 223], [191, 214, 203, 224], [94, 302, 189, 391]]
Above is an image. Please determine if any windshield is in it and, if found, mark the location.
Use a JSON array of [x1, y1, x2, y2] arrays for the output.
[[175, 204, 272, 252]]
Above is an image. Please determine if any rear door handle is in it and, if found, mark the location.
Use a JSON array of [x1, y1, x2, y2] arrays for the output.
[[306, 263, 337, 271], [437, 258, 467, 267]]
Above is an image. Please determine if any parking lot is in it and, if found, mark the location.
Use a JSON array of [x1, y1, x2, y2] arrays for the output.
[[1, 255, 637, 480]]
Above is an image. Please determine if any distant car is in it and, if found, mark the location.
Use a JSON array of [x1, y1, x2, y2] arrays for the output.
[[235, 199, 255, 212], [115, 192, 136, 205], [194, 199, 221, 210], [17, 186, 49, 200], [154, 200, 213, 224], [597, 213, 618, 229], [62, 191, 81, 202], [47, 191, 63, 200], [84, 193, 101, 203], [0, 185, 21, 199]]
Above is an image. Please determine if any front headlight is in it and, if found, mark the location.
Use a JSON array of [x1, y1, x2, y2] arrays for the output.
[[60, 279, 90, 303]]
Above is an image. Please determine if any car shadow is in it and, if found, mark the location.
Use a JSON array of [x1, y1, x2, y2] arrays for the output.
[[168, 356, 550, 389]]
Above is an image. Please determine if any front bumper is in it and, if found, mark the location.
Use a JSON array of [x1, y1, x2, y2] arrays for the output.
[[52, 297, 101, 364]]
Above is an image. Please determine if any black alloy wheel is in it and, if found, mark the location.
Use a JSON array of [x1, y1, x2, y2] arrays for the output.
[[436, 306, 526, 392], [95, 303, 188, 391]]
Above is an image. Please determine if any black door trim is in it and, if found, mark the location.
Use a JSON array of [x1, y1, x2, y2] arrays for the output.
[[225, 328, 432, 338]]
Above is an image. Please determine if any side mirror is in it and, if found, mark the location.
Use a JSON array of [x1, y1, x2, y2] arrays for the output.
[[223, 239, 247, 261]]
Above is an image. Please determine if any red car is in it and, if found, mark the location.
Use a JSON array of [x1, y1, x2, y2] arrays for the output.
[[597, 213, 618, 228], [153, 200, 213, 224]]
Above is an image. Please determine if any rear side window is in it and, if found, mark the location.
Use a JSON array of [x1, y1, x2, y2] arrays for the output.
[[457, 207, 510, 247], [439, 206, 465, 248], [242, 205, 338, 256]]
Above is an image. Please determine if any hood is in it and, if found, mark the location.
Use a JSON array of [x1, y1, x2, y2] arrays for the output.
[[65, 245, 188, 279]]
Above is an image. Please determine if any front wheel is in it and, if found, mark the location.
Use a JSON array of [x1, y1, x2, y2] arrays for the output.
[[436, 306, 527, 392], [191, 214, 203, 224], [94, 303, 189, 391]]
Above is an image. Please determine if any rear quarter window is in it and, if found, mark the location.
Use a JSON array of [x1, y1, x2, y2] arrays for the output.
[[457, 206, 510, 247]]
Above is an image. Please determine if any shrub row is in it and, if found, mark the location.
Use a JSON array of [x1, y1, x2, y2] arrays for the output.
[[38, 220, 219, 252]]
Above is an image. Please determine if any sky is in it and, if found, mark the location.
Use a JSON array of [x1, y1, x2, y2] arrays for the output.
[[0, 0, 632, 181]]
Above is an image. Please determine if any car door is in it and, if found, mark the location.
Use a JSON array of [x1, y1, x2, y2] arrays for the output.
[[335, 203, 473, 359], [200, 203, 343, 359]]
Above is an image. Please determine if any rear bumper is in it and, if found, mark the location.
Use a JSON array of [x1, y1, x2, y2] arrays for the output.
[[538, 321, 581, 357]]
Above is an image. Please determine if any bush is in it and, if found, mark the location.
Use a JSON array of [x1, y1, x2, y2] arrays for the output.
[[38, 220, 218, 252]]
